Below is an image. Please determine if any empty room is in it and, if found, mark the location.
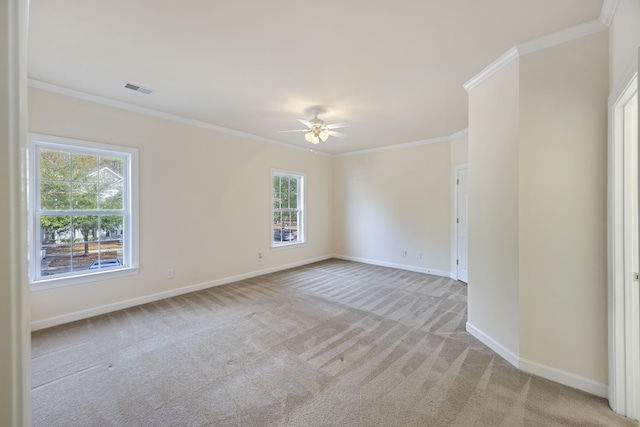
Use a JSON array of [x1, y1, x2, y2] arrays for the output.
[[2, 0, 640, 426]]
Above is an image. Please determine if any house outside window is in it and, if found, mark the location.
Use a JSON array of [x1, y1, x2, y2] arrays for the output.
[[29, 134, 138, 286], [272, 171, 304, 247]]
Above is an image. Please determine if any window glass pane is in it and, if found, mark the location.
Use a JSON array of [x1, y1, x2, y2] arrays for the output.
[[273, 176, 280, 193], [290, 211, 298, 242], [41, 243, 71, 277], [100, 156, 124, 177], [72, 243, 97, 271], [100, 215, 124, 242], [290, 178, 298, 209], [72, 215, 99, 263], [273, 192, 281, 210], [40, 215, 71, 242], [282, 178, 290, 209], [100, 182, 124, 210], [98, 156, 124, 210], [40, 181, 71, 210], [39, 214, 73, 276], [40, 149, 70, 181], [72, 182, 98, 209], [72, 153, 99, 182]]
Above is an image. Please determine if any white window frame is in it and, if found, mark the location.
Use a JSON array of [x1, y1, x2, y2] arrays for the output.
[[271, 170, 305, 248], [28, 133, 139, 289]]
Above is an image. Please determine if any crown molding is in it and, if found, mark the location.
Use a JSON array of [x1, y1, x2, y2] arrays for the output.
[[599, 0, 620, 27], [463, 47, 519, 93], [517, 19, 607, 55], [449, 128, 469, 140], [464, 16, 608, 93], [334, 134, 457, 158], [29, 80, 469, 159], [28, 79, 332, 158]]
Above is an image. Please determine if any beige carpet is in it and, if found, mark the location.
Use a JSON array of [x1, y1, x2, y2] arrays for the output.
[[32, 259, 637, 426]]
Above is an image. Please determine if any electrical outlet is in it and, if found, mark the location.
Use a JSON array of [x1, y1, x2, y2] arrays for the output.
[[167, 269, 174, 279], [416, 251, 422, 259], [403, 250, 407, 257], [258, 252, 263, 261]]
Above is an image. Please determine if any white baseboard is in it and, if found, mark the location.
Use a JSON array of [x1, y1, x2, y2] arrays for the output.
[[332, 254, 451, 278], [466, 322, 608, 398], [518, 358, 608, 398], [31, 255, 333, 331], [466, 322, 520, 367]]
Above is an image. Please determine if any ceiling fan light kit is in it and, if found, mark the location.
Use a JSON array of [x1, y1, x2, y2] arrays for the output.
[[280, 108, 350, 145]]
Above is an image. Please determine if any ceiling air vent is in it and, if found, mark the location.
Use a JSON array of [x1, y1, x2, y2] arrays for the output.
[[124, 82, 153, 95]]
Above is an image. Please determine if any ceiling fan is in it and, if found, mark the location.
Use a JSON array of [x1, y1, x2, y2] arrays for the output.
[[279, 108, 350, 144]]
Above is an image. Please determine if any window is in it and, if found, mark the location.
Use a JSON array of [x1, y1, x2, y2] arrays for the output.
[[29, 134, 138, 285], [272, 171, 304, 246]]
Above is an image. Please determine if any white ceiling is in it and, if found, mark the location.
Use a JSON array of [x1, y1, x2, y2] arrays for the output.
[[28, 0, 605, 155]]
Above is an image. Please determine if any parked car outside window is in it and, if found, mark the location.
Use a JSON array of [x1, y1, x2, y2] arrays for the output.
[[274, 229, 296, 242], [88, 259, 122, 270]]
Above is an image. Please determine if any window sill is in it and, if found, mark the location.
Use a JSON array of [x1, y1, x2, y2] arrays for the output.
[[271, 241, 306, 251], [30, 266, 140, 291]]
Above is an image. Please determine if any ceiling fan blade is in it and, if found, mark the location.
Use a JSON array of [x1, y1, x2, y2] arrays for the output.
[[297, 118, 313, 128], [327, 130, 346, 138], [278, 129, 309, 133], [326, 122, 351, 130]]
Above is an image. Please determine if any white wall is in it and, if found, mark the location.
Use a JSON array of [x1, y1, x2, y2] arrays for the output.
[[29, 88, 333, 325], [468, 29, 610, 393], [467, 59, 521, 359], [450, 131, 468, 166], [332, 141, 453, 276], [609, 0, 640, 91], [518, 31, 609, 385]]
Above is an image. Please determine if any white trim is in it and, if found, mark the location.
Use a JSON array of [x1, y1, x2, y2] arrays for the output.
[[608, 59, 639, 416], [465, 322, 519, 367], [31, 255, 332, 331], [28, 79, 332, 158], [466, 322, 608, 397], [27, 133, 140, 287], [333, 136, 450, 158], [29, 79, 471, 159], [30, 78, 473, 159], [5, 0, 31, 425], [464, 47, 520, 92], [516, 20, 607, 56], [464, 19, 608, 93], [332, 254, 451, 278], [449, 128, 469, 141], [30, 267, 140, 291], [599, 0, 620, 27], [610, 50, 640, 107], [271, 170, 305, 248], [519, 358, 609, 398]]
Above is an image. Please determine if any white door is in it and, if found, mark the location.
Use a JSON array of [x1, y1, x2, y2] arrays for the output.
[[609, 69, 639, 418], [457, 167, 469, 283], [623, 90, 639, 419]]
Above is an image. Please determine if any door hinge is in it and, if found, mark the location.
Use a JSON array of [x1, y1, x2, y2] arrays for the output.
[[456, 259, 459, 265], [457, 179, 459, 185], [457, 218, 459, 224], [634, 272, 639, 282]]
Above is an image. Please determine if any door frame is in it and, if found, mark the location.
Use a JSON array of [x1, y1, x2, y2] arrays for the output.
[[452, 163, 468, 281], [608, 52, 639, 418]]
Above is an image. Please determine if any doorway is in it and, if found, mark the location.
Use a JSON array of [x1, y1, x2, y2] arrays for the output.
[[454, 165, 469, 283], [609, 64, 639, 419]]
